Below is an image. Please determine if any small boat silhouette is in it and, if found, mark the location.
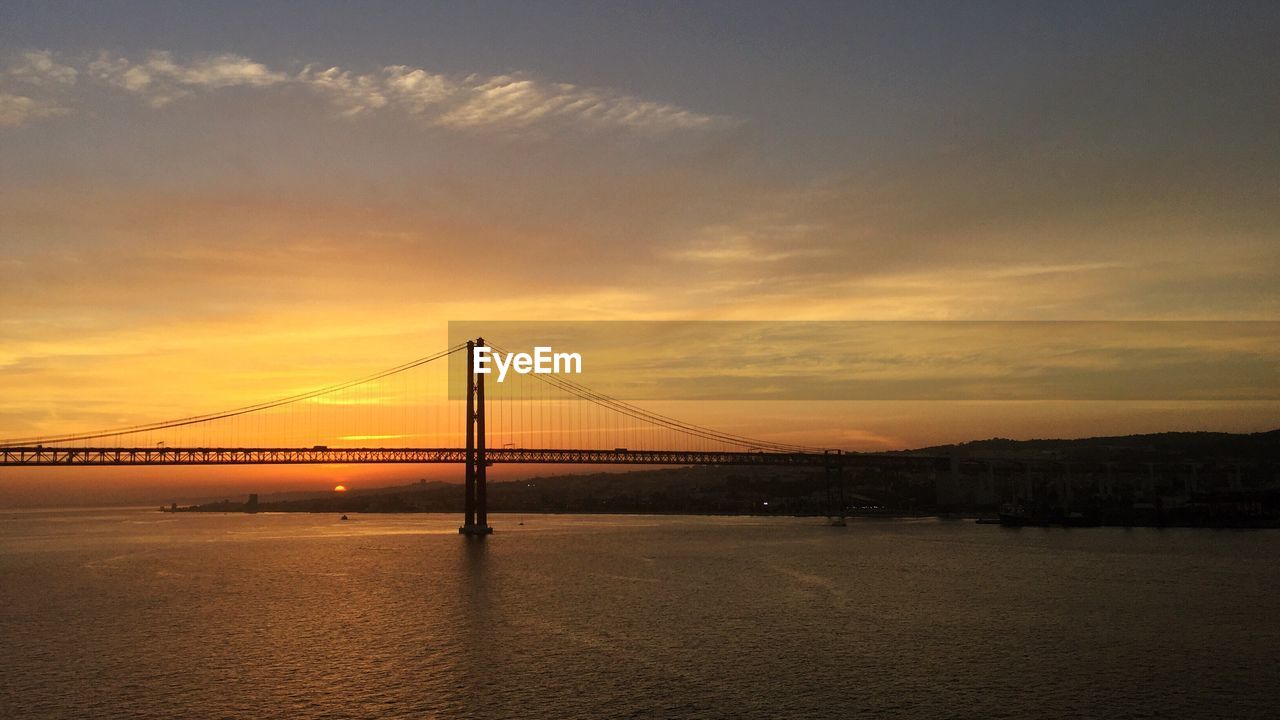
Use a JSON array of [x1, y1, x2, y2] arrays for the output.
[[340, 514, 349, 521]]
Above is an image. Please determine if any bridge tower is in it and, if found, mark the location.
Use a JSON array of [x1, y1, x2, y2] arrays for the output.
[[460, 338, 493, 535]]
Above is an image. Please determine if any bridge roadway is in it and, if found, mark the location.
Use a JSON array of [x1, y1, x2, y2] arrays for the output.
[[0, 446, 948, 469]]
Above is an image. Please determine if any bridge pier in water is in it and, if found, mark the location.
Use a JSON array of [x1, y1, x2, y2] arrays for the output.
[[460, 338, 493, 536], [825, 450, 847, 526]]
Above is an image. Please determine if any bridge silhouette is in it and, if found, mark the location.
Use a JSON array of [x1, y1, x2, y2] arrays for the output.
[[3, 338, 947, 533]]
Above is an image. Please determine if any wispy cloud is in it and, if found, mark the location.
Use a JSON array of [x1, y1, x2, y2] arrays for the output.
[[8, 50, 78, 88], [87, 51, 288, 107], [0, 92, 68, 127], [2, 49, 725, 133], [294, 64, 396, 117], [438, 75, 718, 131], [1, 51, 77, 126], [669, 223, 833, 263], [382, 65, 454, 112]]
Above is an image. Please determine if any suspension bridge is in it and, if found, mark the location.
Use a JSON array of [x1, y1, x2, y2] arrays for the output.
[[0, 337, 941, 533]]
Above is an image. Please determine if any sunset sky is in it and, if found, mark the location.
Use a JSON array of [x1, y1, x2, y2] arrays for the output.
[[1, 1, 1277, 505]]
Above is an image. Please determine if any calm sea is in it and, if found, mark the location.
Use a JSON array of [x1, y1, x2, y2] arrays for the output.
[[1, 509, 1277, 719]]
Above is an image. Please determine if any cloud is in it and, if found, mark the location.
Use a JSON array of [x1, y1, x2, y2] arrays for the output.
[[437, 75, 717, 131], [295, 65, 391, 117], [7, 50, 78, 87], [381, 65, 454, 112], [88, 51, 287, 107], [1, 51, 76, 125], [0, 92, 68, 127], [669, 222, 832, 263], [4, 49, 724, 133]]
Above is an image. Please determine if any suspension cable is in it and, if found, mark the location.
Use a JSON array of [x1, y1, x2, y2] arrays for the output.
[[0, 343, 468, 447], [486, 341, 820, 453]]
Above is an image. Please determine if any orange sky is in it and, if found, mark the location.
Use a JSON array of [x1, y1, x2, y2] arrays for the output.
[[1, 5, 1277, 505]]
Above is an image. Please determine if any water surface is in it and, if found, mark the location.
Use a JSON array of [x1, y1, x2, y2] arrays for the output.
[[1, 510, 1276, 718]]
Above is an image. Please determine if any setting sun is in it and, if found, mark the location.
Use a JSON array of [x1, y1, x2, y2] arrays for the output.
[[333, 485, 347, 493]]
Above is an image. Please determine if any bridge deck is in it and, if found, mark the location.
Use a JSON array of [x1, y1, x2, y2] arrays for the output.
[[0, 446, 946, 468]]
